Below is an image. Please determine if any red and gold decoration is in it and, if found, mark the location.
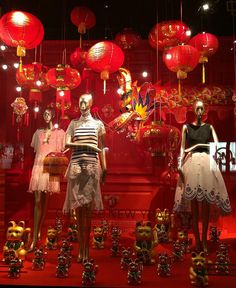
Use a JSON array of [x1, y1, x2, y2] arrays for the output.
[[188, 32, 219, 84], [148, 20, 191, 51], [43, 152, 68, 177], [70, 6, 96, 48], [0, 11, 44, 71], [138, 121, 181, 157], [16, 62, 49, 116], [163, 44, 200, 98], [46, 64, 81, 118], [86, 41, 124, 94], [115, 28, 141, 50]]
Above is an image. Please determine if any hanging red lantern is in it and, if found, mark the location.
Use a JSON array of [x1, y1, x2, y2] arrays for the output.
[[70, 6, 96, 47], [0, 11, 44, 71], [138, 122, 181, 157], [148, 21, 191, 51], [115, 28, 141, 50], [163, 45, 200, 99], [16, 62, 49, 115], [86, 41, 124, 94], [70, 47, 88, 67], [188, 32, 219, 84], [46, 64, 81, 118]]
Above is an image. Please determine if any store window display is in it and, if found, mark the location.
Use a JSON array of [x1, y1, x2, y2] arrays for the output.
[[63, 93, 107, 262], [173, 100, 231, 253], [28, 108, 65, 252]]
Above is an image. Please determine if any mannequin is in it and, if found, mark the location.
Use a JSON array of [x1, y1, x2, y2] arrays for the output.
[[63, 93, 107, 262], [173, 100, 231, 252], [28, 108, 65, 252]]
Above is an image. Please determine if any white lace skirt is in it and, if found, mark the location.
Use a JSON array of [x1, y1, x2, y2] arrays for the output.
[[173, 152, 231, 214]]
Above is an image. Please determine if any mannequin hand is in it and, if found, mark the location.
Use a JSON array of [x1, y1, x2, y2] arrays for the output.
[[177, 167, 185, 184]]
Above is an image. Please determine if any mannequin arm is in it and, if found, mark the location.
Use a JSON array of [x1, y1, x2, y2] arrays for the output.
[[185, 143, 210, 153], [99, 133, 107, 183], [65, 134, 101, 152]]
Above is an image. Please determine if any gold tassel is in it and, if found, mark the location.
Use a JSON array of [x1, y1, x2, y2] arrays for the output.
[[178, 79, 182, 101], [202, 62, 205, 84]]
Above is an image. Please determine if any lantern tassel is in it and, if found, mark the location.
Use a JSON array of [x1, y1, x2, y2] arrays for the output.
[[202, 62, 206, 84], [80, 34, 82, 49], [103, 80, 106, 94], [178, 79, 182, 101], [19, 56, 23, 72]]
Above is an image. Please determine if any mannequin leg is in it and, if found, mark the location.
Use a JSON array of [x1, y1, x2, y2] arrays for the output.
[[191, 199, 201, 251], [28, 191, 49, 252], [202, 200, 210, 253], [77, 204, 92, 262], [83, 204, 92, 261], [37, 192, 49, 240], [76, 207, 84, 262]]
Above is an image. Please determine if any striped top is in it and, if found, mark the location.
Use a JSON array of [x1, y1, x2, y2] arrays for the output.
[[66, 114, 105, 169]]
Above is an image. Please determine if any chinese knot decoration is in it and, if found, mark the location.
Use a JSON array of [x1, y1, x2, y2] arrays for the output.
[[11, 97, 29, 140], [0, 11, 44, 71], [46, 64, 81, 118]]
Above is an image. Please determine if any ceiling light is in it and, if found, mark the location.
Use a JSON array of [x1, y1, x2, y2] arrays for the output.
[[142, 71, 148, 78], [16, 86, 22, 92], [2, 64, 8, 70], [34, 106, 39, 113], [202, 3, 210, 11], [0, 45, 6, 51], [13, 63, 19, 68], [54, 123, 59, 129]]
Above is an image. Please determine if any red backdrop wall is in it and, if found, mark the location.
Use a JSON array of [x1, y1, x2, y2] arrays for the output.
[[0, 38, 235, 236]]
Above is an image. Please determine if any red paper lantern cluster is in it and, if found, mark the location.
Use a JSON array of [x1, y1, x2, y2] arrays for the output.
[[115, 28, 141, 50], [149, 20, 191, 51], [138, 122, 181, 156], [86, 41, 124, 93], [46, 64, 81, 117], [16, 62, 49, 107], [0, 11, 44, 70]]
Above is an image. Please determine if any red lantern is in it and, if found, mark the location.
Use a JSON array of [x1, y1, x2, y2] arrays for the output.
[[70, 47, 88, 67], [148, 21, 191, 51], [115, 28, 141, 50], [16, 62, 49, 114], [86, 41, 124, 93], [0, 11, 44, 71], [163, 45, 200, 98], [138, 122, 181, 156], [46, 64, 81, 118], [70, 6, 96, 47], [188, 32, 219, 83]]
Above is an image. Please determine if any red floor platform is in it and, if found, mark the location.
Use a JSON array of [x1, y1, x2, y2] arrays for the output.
[[0, 232, 236, 288]]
